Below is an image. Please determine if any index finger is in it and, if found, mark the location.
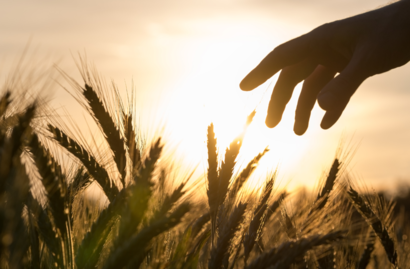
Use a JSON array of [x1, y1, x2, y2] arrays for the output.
[[240, 34, 312, 91]]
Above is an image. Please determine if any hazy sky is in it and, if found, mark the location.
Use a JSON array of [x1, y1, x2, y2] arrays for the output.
[[1, 0, 409, 191]]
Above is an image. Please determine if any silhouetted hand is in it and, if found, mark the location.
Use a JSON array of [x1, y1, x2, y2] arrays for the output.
[[240, 0, 410, 135]]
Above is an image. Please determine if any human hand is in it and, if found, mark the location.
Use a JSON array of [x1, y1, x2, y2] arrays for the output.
[[240, 0, 410, 135]]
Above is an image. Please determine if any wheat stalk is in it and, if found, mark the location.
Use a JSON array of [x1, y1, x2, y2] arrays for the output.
[[67, 167, 92, 218]]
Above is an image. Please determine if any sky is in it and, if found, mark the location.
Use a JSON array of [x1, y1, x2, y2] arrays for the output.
[[1, 0, 409, 192]]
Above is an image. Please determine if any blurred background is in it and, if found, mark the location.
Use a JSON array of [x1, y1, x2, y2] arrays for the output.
[[1, 0, 409, 191]]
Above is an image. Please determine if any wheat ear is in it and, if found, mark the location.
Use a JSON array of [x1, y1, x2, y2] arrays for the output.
[[67, 168, 92, 219], [4, 157, 31, 268], [244, 177, 274, 263], [29, 133, 67, 236], [0, 105, 35, 184], [124, 113, 141, 174], [347, 186, 398, 266], [313, 158, 340, 214], [229, 148, 269, 202], [207, 123, 219, 240], [83, 84, 127, 185], [217, 135, 242, 208], [48, 124, 119, 201], [246, 231, 345, 269]]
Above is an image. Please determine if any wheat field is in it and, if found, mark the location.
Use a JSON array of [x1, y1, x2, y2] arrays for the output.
[[0, 62, 409, 269]]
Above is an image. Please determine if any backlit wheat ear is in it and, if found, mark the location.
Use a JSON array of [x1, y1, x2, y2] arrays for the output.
[[133, 137, 162, 183], [244, 176, 274, 263], [124, 113, 142, 175], [4, 153, 31, 268], [207, 123, 219, 240], [315, 158, 340, 212], [29, 133, 67, 237], [83, 84, 127, 185], [229, 148, 269, 200], [263, 192, 285, 224], [0, 105, 35, 199], [217, 135, 242, 208], [246, 231, 345, 269], [212, 133, 244, 239], [209, 202, 247, 269], [281, 206, 297, 240], [7, 104, 36, 158], [67, 167, 92, 217], [48, 124, 119, 201], [347, 186, 398, 266]]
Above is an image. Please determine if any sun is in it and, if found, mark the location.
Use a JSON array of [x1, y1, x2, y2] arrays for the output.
[[150, 33, 332, 192]]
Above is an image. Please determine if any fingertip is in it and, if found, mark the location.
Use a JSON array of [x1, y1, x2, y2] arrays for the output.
[[320, 110, 340, 130], [294, 129, 306, 136], [320, 120, 333, 130], [293, 123, 307, 136], [265, 115, 281, 128], [239, 77, 254, 91]]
